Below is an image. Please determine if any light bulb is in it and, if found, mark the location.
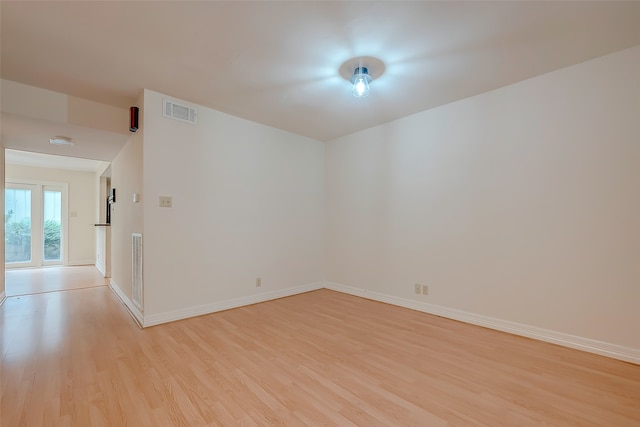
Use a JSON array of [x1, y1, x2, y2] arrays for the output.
[[350, 67, 372, 98], [354, 77, 369, 97]]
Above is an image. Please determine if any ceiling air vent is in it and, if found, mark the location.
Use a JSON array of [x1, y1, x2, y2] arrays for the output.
[[163, 98, 197, 124]]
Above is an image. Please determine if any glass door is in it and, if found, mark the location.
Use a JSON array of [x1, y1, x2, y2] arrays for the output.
[[5, 184, 38, 267], [5, 183, 65, 268], [42, 187, 62, 265]]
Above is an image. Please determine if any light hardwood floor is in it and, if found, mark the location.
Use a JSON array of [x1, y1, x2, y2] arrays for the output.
[[1, 287, 639, 426], [5, 265, 108, 297]]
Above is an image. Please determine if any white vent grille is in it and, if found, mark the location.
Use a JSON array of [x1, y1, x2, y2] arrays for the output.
[[132, 233, 143, 311], [163, 98, 197, 124]]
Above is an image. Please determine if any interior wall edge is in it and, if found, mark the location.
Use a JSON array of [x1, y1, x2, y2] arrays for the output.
[[0, 291, 6, 307], [109, 279, 143, 328], [96, 260, 106, 277], [324, 281, 640, 365]]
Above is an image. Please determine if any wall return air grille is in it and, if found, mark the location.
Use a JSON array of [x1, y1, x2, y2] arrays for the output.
[[132, 233, 143, 311], [163, 98, 197, 124]]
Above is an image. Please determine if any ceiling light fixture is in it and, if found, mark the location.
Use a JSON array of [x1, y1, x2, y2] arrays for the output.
[[49, 136, 75, 146], [350, 66, 372, 98], [340, 57, 385, 99]]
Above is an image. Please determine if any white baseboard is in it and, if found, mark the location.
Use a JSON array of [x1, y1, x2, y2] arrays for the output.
[[324, 282, 640, 365], [67, 259, 96, 266], [143, 281, 324, 327], [95, 261, 106, 276], [103, 277, 640, 364], [0, 290, 6, 307], [109, 279, 143, 328]]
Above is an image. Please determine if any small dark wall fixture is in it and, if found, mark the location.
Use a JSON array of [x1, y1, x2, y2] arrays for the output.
[[130, 106, 139, 132], [106, 188, 116, 224]]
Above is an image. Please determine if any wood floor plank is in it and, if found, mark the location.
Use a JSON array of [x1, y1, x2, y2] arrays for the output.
[[2, 282, 639, 426]]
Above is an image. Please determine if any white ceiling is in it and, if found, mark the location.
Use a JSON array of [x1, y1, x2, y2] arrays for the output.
[[1, 113, 129, 162], [5, 149, 104, 173], [2, 1, 640, 143]]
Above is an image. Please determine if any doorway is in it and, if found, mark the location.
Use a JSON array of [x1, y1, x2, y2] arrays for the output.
[[5, 181, 67, 269]]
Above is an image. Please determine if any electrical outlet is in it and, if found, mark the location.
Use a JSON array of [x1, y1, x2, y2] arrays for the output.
[[159, 196, 172, 208], [256, 277, 261, 287], [422, 285, 429, 295], [414, 284, 421, 294]]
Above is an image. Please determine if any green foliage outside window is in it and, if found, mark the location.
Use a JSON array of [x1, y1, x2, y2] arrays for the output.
[[43, 219, 61, 260], [5, 210, 61, 261]]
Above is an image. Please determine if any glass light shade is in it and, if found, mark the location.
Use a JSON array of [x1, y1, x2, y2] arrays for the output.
[[351, 67, 372, 98], [352, 75, 370, 97]]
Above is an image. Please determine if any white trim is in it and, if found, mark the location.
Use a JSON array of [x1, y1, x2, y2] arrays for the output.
[[67, 259, 96, 266], [109, 279, 143, 328], [95, 260, 106, 277], [0, 290, 6, 306], [104, 278, 640, 364], [324, 282, 640, 365], [143, 281, 324, 327]]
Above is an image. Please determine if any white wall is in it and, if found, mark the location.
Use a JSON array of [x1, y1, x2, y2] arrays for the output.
[[94, 162, 111, 276], [326, 46, 640, 351], [5, 164, 97, 265], [94, 161, 111, 223], [142, 90, 325, 318], [95, 226, 109, 277], [110, 105, 144, 303]]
